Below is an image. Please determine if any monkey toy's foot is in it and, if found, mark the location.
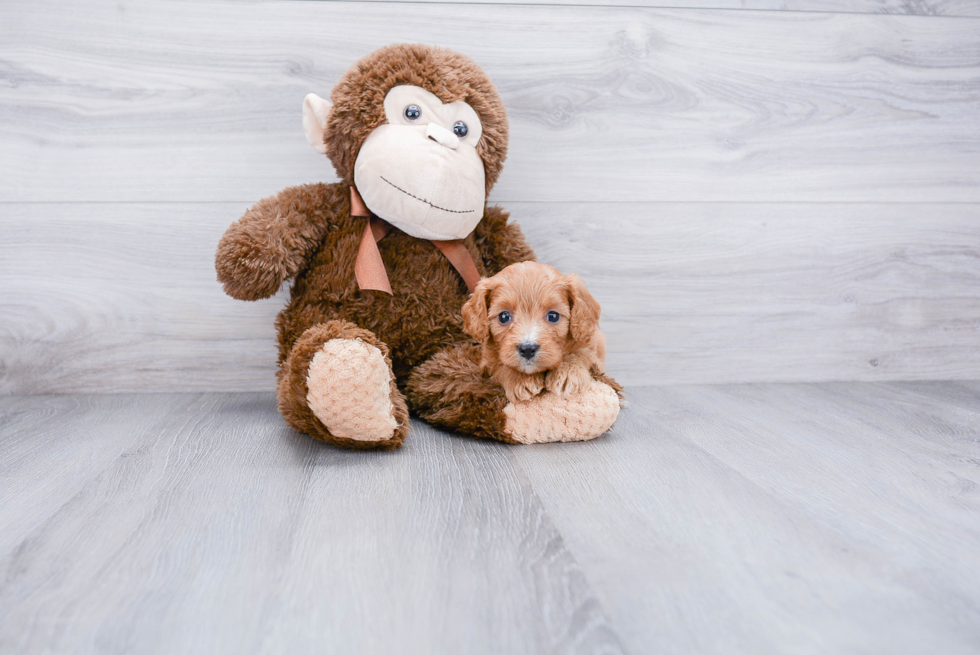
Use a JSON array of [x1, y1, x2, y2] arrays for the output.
[[277, 321, 409, 450], [501, 380, 622, 444], [407, 343, 623, 444]]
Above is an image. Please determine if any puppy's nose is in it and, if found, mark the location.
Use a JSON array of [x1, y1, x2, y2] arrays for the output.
[[518, 343, 539, 360]]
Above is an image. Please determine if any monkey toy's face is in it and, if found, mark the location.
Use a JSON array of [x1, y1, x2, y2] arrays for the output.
[[353, 86, 486, 241], [303, 82, 490, 242]]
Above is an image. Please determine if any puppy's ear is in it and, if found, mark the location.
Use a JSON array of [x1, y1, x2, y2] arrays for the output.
[[566, 274, 601, 345], [462, 278, 494, 341]]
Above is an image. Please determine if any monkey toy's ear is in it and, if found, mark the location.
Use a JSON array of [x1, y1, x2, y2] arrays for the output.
[[302, 93, 334, 155]]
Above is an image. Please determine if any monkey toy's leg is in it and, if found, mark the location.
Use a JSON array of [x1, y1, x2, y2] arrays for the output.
[[277, 321, 409, 450], [406, 343, 624, 445]]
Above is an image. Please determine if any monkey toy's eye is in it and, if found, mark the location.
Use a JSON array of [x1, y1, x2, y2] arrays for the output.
[[497, 311, 512, 325], [452, 121, 468, 138], [546, 311, 560, 323], [404, 105, 421, 121]]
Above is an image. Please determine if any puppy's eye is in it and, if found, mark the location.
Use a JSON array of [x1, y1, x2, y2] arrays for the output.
[[546, 311, 560, 323], [497, 311, 512, 325], [453, 121, 468, 138], [404, 105, 421, 122]]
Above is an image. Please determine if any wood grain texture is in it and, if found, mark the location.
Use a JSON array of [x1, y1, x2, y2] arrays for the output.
[[332, 0, 980, 17], [509, 381, 980, 654], [0, 394, 197, 555], [0, 203, 284, 394], [2, 1, 979, 203], [1, 383, 978, 653], [2, 201, 978, 393], [0, 393, 624, 655], [525, 201, 980, 384]]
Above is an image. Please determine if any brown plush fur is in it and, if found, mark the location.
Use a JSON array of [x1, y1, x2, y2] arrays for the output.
[[461, 262, 606, 404], [405, 342, 624, 443], [216, 45, 533, 448], [278, 320, 409, 450], [405, 343, 517, 443], [216, 44, 620, 448], [323, 44, 508, 192], [216, 179, 535, 447]]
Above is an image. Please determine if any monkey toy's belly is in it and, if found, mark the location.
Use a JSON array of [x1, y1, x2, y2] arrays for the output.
[[276, 228, 477, 382]]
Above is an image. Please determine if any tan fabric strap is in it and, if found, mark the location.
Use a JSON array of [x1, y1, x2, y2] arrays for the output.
[[350, 186, 481, 296], [355, 217, 394, 294], [350, 185, 371, 218], [431, 240, 481, 294]]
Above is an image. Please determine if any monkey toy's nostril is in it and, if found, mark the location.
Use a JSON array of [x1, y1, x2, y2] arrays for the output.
[[425, 122, 460, 150], [517, 343, 539, 360]]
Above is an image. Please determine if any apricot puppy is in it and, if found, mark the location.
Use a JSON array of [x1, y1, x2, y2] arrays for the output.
[[462, 261, 607, 403]]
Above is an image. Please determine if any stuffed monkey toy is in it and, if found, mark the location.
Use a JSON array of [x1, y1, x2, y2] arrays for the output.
[[215, 44, 622, 449]]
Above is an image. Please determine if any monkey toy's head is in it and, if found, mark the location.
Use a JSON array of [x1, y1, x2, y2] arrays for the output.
[[302, 44, 508, 241]]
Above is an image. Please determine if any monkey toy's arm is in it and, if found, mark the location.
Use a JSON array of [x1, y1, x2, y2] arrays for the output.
[[215, 183, 340, 301], [472, 206, 537, 276]]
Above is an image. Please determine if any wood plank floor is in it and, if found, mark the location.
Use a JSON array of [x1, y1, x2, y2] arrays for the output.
[[1, 382, 978, 654]]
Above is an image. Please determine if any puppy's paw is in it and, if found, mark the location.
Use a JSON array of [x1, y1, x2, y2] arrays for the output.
[[545, 362, 594, 397], [506, 374, 545, 403]]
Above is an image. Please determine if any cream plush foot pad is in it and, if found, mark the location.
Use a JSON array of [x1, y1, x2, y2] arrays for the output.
[[306, 338, 397, 442], [503, 381, 621, 444]]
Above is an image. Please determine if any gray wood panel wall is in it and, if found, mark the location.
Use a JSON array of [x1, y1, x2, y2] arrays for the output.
[[1, 0, 979, 392], [357, 1, 980, 14]]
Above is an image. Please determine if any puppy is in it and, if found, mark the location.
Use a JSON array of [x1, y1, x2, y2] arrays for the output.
[[462, 261, 606, 403]]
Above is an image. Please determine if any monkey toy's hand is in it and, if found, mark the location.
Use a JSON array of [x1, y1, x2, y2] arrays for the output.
[[216, 205, 291, 301], [216, 185, 335, 302]]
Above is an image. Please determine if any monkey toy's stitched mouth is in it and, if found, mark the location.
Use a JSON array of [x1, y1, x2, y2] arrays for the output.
[[380, 176, 478, 214]]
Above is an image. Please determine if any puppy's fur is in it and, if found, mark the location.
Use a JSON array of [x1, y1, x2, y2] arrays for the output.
[[462, 262, 606, 403]]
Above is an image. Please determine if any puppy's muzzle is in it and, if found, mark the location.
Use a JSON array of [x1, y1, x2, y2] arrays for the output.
[[517, 342, 539, 360]]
